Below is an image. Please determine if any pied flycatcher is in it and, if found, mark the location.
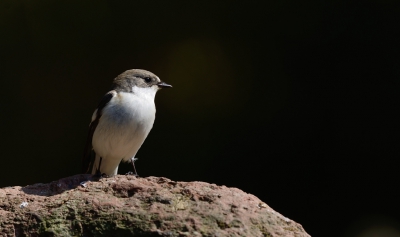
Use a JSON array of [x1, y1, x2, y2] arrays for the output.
[[83, 69, 172, 177]]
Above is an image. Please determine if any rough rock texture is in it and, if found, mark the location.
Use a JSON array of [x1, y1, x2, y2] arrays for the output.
[[0, 175, 310, 237]]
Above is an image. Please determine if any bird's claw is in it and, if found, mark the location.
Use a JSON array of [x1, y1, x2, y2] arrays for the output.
[[125, 171, 139, 177]]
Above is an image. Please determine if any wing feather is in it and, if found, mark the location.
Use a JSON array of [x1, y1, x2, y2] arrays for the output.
[[82, 91, 115, 173]]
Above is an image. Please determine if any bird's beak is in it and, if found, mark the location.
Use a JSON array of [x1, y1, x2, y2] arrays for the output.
[[157, 81, 172, 88]]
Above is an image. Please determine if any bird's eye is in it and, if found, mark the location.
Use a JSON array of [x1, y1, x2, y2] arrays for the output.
[[144, 77, 152, 83]]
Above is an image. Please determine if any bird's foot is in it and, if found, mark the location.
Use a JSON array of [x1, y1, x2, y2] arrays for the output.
[[101, 173, 110, 178], [93, 171, 108, 179], [92, 157, 105, 179], [128, 157, 139, 177], [125, 171, 139, 177]]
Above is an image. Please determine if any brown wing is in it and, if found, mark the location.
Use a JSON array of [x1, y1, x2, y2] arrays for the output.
[[82, 91, 115, 173]]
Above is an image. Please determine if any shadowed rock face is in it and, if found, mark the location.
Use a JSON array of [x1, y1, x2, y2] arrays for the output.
[[0, 175, 310, 236]]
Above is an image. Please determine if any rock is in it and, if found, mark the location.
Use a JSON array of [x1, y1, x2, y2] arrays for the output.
[[0, 175, 310, 236]]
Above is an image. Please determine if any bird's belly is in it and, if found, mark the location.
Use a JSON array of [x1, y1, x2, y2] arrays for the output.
[[92, 100, 155, 161]]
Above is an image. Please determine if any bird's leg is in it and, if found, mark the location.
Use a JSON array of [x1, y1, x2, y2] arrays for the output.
[[95, 157, 103, 177], [130, 157, 139, 177]]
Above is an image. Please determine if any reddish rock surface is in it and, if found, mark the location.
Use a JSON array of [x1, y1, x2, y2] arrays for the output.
[[0, 175, 310, 236]]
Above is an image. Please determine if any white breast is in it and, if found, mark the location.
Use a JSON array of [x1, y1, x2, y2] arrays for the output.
[[92, 90, 156, 162]]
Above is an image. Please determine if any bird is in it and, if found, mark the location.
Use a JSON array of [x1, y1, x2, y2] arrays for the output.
[[83, 69, 172, 177]]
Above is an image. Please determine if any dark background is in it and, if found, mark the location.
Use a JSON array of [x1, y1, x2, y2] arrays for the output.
[[1, 1, 399, 236]]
